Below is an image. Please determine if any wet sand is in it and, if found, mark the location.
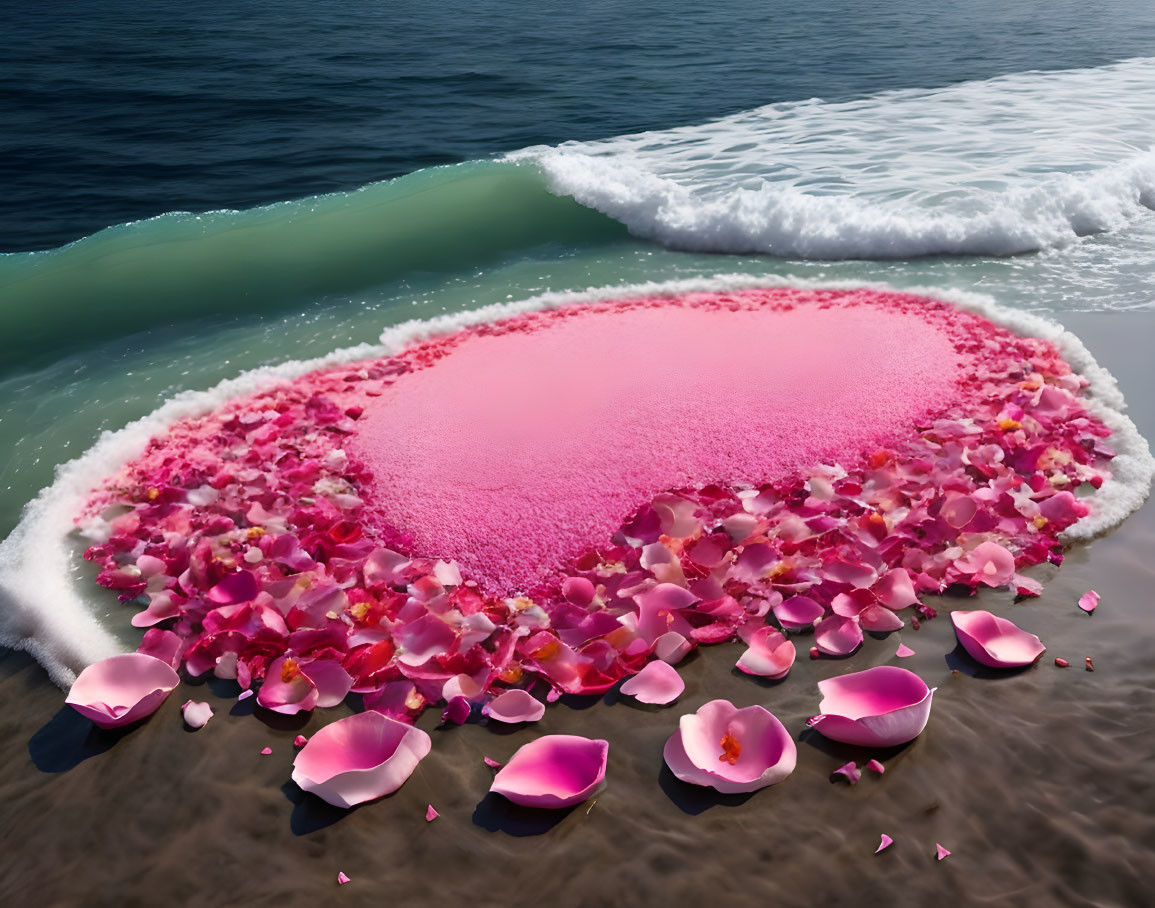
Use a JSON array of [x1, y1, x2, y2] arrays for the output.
[[1, 309, 1153, 908]]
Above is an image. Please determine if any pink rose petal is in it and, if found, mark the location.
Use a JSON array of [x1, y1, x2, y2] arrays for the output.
[[866, 758, 886, 775], [876, 834, 894, 854], [238, 689, 254, 701], [936, 843, 951, 861], [490, 735, 608, 808], [735, 627, 796, 679], [482, 689, 546, 724], [181, 700, 214, 729], [832, 761, 860, 785], [261, 746, 273, 755], [814, 615, 864, 657], [207, 570, 259, 605], [426, 804, 439, 822], [809, 666, 935, 747], [1078, 590, 1099, 613], [896, 643, 915, 658], [294, 734, 308, 747], [620, 660, 685, 704], [337, 871, 351, 885], [664, 699, 796, 794], [292, 711, 432, 808], [65, 653, 180, 729], [772, 595, 825, 630], [483, 756, 502, 769], [951, 610, 1046, 668]]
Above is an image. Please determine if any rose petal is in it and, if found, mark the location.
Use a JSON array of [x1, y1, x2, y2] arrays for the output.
[[620, 660, 685, 704], [482, 689, 546, 724], [876, 834, 893, 854], [735, 627, 796, 679], [181, 700, 214, 729], [814, 615, 864, 656], [936, 843, 951, 861], [426, 804, 439, 822], [490, 735, 608, 808], [896, 643, 915, 658], [337, 871, 351, 885], [832, 761, 860, 785], [261, 746, 273, 755], [1078, 590, 1099, 613], [951, 610, 1046, 668], [866, 758, 885, 775], [294, 734, 308, 747], [65, 653, 180, 729]]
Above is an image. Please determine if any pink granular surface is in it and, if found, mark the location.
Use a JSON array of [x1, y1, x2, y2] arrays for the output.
[[350, 293, 963, 593]]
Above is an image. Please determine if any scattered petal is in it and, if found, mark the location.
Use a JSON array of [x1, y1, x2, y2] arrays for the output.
[[1078, 590, 1099, 614], [181, 700, 214, 729], [664, 699, 796, 793], [809, 666, 935, 748], [294, 734, 309, 746], [490, 735, 608, 808], [735, 627, 796, 679], [65, 653, 180, 729], [261, 746, 273, 755], [483, 756, 502, 769], [337, 871, 351, 885], [896, 643, 915, 658], [1054, 657, 1069, 668], [426, 804, 439, 822], [292, 711, 432, 808], [238, 689, 254, 701], [832, 761, 861, 784], [875, 834, 894, 854], [620, 660, 685, 704], [1085, 656, 1094, 671], [936, 843, 951, 861], [814, 615, 864, 657], [482, 689, 546, 724], [951, 610, 1045, 668], [865, 758, 886, 775]]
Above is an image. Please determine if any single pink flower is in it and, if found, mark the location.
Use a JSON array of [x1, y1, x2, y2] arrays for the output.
[[808, 666, 935, 747], [951, 610, 1045, 668], [490, 735, 608, 809], [620, 660, 685, 704], [65, 653, 179, 729], [664, 699, 796, 793], [292, 711, 432, 808]]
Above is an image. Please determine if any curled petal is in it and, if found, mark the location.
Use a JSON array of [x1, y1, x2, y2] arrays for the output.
[[951, 610, 1046, 668], [871, 569, 920, 610], [735, 627, 796, 679], [832, 761, 860, 785], [490, 735, 608, 808], [207, 570, 260, 605], [292, 711, 432, 808], [181, 700, 214, 729], [65, 653, 179, 728], [620, 660, 685, 704], [876, 834, 894, 854], [337, 872, 351, 885], [664, 699, 796, 793], [426, 804, 439, 822], [1078, 590, 1099, 613], [482, 689, 546, 724], [858, 604, 904, 633], [809, 666, 935, 747], [866, 758, 885, 774]]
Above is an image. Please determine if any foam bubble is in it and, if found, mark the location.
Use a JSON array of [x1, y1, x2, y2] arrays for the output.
[[515, 59, 1155, 259], [1, 276, 1150, 686]]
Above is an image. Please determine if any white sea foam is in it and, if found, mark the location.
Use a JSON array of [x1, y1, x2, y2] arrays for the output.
[[514, 59, 1155, 259], [2, 276, 1150, 686]]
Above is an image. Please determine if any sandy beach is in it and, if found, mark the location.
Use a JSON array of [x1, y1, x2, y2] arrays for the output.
[[0, 309, 1151, 907]]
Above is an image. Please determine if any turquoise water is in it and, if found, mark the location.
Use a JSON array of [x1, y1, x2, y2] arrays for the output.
[[2, 4, 1155, 544]]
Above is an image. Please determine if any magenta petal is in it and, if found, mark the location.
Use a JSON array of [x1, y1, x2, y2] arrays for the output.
[[814, 615, 863, 656], [300, 660, 354, 709], [866, 758, 885, 774], [1078, 590, 1099, 613], [951, 610, 1046, 668], [663, 699, 797, 794], [292, 711, 432, 808], [442, 696, 472, 725], [483, 756, 502, 769], [238, 689, 254, 701], [876, 834, 894, 854], [858, 604, 904, 633], [490, 735, 608, 808], [337, 871, 351, 885], [772, 595, 824, 630], [426, 804, 439, 822], [872, 568, 920, 610], [261, 746, 273, 755], [65, 653, 179, 728], [936, 843, 951, 861], [735, 627, 796, 679], [137, 628, 183, 669], [832, 761, 860, 784], [257, 656, 319, 715], [206, 569, 260, 605], [620, 660, 685, 704], [810, 666, 935, 747], [895, 643, 915, 658], [181, 699, 214, 729], [294, 734, 308, 747], [482, 689, 546, 724]]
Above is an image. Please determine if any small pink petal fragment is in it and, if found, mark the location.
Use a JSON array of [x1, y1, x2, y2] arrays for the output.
[[896, 643, 915, 658], [865, 759, 885, 775], [832, 761, 861, 785], [483, 756, 502, 769], [294, 734, 308, 747], [1078, 590, 1099, 613], [260, 746, 272, 755], [936, 843, 951, 861], [238, 689, 254, 701], [181, 700, 214, 729], [337, 871, 351, 885], [876, 834, 893, 854], [426, 804, 439, 822], [1054, 657, 1069, 668], [1085, 657, 1094, 671]]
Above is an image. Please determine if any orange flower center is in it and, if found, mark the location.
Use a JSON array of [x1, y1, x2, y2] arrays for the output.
[[719, 731, 742, 765], [281, 657, 301, 683]]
